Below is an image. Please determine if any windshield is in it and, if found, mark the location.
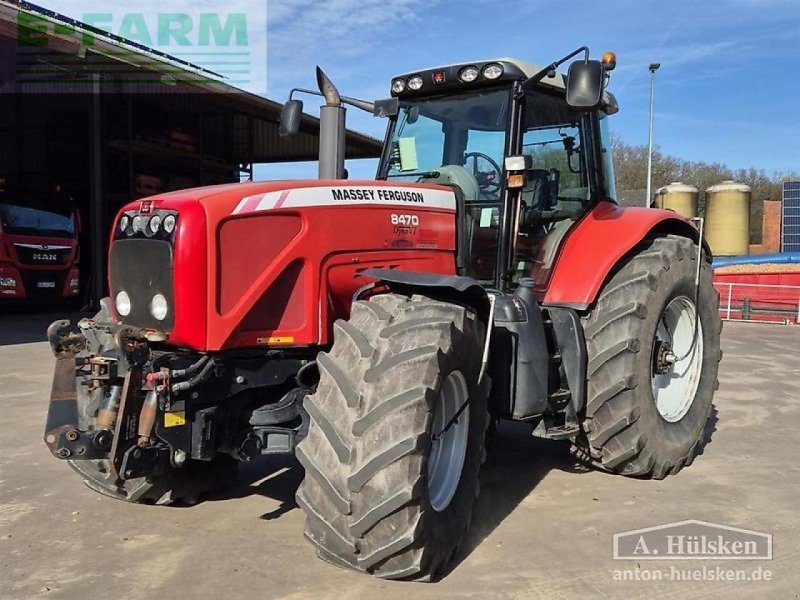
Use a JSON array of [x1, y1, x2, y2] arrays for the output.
[[379, 87, 510, 202], [0, 203, 76, 237]]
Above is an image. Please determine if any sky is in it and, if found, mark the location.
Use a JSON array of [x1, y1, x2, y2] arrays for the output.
[[259, 0, 800, 180], [44, 0, 800, 180]]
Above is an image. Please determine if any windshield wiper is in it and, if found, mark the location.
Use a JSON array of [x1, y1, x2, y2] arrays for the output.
[[385, 171, 442, 179]]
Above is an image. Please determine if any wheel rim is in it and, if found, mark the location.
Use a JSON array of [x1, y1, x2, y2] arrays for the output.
[[427, 370, 470, 512], [651, 296, 704, 423]]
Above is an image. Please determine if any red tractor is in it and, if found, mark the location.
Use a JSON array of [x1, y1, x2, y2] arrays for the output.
[[44, 48, 721, 581]]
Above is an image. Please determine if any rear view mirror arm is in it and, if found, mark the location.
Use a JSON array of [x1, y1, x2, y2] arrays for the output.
[[517, 46, 589, 98], [288, 87, 379, 115]]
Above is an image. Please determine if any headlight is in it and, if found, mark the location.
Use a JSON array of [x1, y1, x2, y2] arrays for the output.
[[119, 215, 129, 232], [69, 278, 79, 288], [407, 75, 423, 91], [147, 215, 162, 236], [482, 63, 504, 80], [391, 78, 405, 94], [150, 293, 168, 321], [163, 214, 176, 234], [0, 277, 16, 287], [459, 66, 479, 82], [115, 291, 131, 316], [131, 215, 145, 234]]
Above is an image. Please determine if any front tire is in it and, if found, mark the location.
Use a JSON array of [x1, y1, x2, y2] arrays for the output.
[[296, 294, 488, 580], [575, 235, 722, 478]]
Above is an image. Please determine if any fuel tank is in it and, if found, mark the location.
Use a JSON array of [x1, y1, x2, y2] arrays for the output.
[[108, 180, 458, 351]]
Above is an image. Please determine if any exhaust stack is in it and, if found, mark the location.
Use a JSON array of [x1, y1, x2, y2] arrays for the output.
[[315, 67, 346, 180]]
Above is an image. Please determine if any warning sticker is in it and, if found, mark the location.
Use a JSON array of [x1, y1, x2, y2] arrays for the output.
[[256, 336, 295, 345], [164, 411, 187, 428]]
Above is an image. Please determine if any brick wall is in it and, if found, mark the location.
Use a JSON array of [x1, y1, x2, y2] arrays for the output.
[[749, 200, 782, 255]]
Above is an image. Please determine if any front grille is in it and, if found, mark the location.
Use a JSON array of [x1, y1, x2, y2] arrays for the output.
[[109, 239, 175, 331], [14, 244, 72, 266], [20, 270, 66, 298]]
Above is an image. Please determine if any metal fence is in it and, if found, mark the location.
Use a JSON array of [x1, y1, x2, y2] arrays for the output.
[[715, 282, 800, 325]]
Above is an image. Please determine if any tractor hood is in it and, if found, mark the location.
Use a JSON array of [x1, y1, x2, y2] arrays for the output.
[[109, 180, 458, 351]]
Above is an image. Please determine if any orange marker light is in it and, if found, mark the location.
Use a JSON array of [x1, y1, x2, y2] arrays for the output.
[[507, 174, 525, 189], [601, 51, 617, 71]]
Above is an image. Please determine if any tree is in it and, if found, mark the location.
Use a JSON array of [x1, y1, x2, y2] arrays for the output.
[[611, 136, 798, 243]]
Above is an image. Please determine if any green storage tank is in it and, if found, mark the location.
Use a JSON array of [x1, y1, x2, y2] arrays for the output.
[[654, 182, 698, 218], [704, 180, 751, 257]]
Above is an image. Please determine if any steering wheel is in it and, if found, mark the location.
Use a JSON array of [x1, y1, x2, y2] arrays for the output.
[[464, 152, 502, 196]]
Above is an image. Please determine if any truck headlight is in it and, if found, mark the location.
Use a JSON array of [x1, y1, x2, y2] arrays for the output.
[[150, 293, 168, 321], [115, 291, 131, 316], [0, 277, 16, 287]]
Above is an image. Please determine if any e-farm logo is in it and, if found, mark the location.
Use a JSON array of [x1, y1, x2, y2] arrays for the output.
[[613, 520, 773, 561], [14, 6, 265, 89]]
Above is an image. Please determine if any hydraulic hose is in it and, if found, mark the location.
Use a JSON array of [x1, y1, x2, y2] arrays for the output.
[[171, 358, 216, 394], [170, 355, 210, 380]]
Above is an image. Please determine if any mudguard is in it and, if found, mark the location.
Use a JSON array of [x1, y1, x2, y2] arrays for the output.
[[542, 201, 709, 310], [363, 268, 491, 324]]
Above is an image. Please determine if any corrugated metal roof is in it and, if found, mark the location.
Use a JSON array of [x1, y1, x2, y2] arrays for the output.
[[0, 0, 383, 163]]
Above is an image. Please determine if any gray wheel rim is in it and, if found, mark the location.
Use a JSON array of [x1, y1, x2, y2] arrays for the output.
[[427, 370, 470, 512], [652, 296, 704, 423]]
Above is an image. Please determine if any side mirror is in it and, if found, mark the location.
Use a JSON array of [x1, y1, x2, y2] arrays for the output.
[[372, 97, 399, 118], [566, 60, 605, 109], [279, 99, 303, 137]]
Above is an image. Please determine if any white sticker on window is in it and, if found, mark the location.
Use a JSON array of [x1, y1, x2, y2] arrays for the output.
[[397, 137, 419, 172]]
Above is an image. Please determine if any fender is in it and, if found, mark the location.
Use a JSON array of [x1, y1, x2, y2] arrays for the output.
[[542, 201, 709, 310], [362, 268, 491, 324]]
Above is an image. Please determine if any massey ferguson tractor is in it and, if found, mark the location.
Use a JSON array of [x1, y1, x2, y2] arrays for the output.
[[44, 48, 721, 581]]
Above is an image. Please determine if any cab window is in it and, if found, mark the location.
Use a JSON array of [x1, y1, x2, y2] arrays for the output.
[[515, 92, 595, 283]]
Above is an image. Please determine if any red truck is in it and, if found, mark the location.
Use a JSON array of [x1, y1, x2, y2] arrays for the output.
[[0, 195, 81, 302]]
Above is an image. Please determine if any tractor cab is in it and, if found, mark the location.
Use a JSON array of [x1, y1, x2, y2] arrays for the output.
[[378, 55, 619, 289]]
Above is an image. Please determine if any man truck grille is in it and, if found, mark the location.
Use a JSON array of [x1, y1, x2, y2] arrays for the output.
[[109, 239, 175, 331], [14, 244, 71, 266]]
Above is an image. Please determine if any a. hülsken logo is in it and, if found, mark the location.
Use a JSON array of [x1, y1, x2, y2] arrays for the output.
[[613, 520, 772, 560]]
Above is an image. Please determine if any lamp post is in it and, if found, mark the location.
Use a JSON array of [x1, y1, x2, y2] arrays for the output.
[[646, 62, 661, 207]]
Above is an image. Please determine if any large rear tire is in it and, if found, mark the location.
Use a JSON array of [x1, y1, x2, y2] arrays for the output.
[[296, 294, 488, 580], [574, 235, 721, 478]]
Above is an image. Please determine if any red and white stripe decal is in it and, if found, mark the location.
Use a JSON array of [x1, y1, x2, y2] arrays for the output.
[[232, 185, 455, 215]]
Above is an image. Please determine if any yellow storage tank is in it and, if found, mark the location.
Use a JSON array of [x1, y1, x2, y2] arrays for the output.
[[704, 180, 751, 256], [654, 182, 698, 218]]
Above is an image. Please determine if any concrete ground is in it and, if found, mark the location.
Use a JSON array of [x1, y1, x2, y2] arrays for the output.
[[1, 312, 798, 599]]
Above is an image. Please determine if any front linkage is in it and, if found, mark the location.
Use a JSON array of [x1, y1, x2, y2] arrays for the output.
[[44, 303, 311, 502]]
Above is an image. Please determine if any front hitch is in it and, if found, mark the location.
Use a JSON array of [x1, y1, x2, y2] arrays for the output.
[[43, 351, 109, 460], [46, 319, 85, 357], [43, 318, 156, 479], [43, 320, 97, 459]]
